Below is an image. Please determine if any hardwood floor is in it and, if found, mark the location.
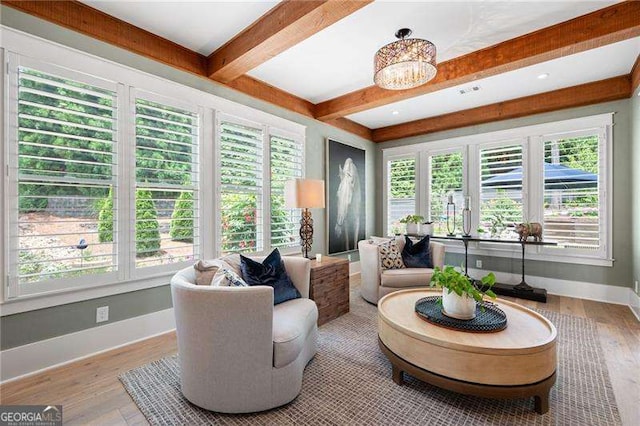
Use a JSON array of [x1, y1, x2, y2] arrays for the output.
[[1, 276, 638, 425]]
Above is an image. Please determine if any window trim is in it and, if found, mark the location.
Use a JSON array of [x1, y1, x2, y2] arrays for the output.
[[1, 27, 306, 314], [382, 113, 614, 267]]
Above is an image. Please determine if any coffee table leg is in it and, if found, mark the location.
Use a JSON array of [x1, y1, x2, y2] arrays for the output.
[[534, 392, 549, 414], [392, 365, 404, 385]]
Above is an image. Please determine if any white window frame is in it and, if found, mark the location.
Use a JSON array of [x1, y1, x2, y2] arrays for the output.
[[382, 113, 613, 267], [383, 153, 419, 235], [1, 27, 305, 314]]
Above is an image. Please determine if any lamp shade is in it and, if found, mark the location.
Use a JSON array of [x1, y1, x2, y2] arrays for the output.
[[284, 179, 325, 209]]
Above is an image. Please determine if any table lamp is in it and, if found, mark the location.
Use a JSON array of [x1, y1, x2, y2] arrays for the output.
[[284, 179, 325, 258]]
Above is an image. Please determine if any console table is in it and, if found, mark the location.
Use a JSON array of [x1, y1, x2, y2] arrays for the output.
[[428, 235, 557, 303]]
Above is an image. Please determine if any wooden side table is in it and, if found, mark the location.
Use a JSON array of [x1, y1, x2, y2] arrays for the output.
[[309, 256, 349, 326]]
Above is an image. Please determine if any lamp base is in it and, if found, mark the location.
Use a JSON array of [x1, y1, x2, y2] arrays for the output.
[[300, 209, 314, 258]]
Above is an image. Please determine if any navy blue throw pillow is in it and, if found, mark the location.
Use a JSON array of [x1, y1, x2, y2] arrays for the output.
[[240, 249, 301, 305], [401, 235, 433, 268]]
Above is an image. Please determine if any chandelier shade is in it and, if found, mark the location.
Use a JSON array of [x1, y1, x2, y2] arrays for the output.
[[374, 29, 437, 90]]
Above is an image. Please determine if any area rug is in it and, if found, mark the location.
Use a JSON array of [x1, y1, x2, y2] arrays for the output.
[[120, 290, 621, 425]]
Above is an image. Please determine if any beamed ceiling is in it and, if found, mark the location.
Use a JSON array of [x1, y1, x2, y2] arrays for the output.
[[4, 0, 640, 142]]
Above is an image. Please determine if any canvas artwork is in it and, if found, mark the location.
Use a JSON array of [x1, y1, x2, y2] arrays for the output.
[[326, 139, 366, 254]]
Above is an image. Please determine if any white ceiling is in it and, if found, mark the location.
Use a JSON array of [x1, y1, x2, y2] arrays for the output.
[[347, 37, 640, 128], [248, 0, 620, 103], [82, 1, 279, 55]]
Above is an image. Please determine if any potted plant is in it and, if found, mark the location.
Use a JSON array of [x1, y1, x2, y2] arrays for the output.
[[421, 221, 434, 236], [399, 214, 424, 235], [430, 265, 497, 320]]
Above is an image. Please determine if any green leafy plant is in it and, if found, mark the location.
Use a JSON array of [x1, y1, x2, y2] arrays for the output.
[[430, 265, 497, 303], [135, 189, 161, 257], [98, 187, 114, 243], [399, 214, 425, 224], [170, 191, 194, 242]]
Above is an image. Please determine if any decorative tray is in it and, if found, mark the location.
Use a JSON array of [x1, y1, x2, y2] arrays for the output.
[[414, 296, 507, 333]]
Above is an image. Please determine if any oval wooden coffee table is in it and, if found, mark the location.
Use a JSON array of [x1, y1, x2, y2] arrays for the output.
[[378, 289, 557, 414]]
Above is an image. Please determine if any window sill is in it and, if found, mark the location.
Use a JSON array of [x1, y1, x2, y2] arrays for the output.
[[440, 241, 613, 268], [1, 271, 176, 316]]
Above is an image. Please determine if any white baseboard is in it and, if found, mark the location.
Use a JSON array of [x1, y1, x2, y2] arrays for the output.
[[629, 290, 640, 321], [0, 308, 176, 384], [467, 268, 638, 318], [349, 260, 361, 277]]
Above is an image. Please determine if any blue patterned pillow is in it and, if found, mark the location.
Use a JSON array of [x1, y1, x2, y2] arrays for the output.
[[222, 268, 248, 287], [240, 249, 301, 305]]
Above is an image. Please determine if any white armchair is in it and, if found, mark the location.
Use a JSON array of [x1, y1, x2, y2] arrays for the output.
[[358, 237, 445, 304], [171, 256, 317, 413]]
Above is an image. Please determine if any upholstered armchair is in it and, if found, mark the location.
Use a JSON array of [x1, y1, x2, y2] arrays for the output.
[[358, 237, 445, 304], [171, 256, 317, 413]]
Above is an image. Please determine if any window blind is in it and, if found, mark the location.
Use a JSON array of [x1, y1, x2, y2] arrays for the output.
[[219, 120, 263, 254], [387, 158, 416, 235], [480, 144, 523, 238], [16, 67, 117, 284], [134, 98, 199, 268], [270, 135, 303, 249], [543, 135, 600, 250], [429, 152, 463, 235]]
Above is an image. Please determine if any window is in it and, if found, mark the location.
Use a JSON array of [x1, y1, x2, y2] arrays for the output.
[[381, 114, 611, 264], [219, 120, 264, 254], [479, 143, 524, 239], [15, 66, 118, 289], [387, 157, 416, 235], [133, 97, 199, 269], [429, 151, 463, 236], [270, 134, 303, 249], [543, 134, 600, 251]]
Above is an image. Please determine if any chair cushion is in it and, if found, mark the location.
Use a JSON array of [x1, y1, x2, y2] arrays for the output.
[[401, 235, 433, 268], [241, 249, 301, 305], [381, 268, 434, 288], [272, 298, 318, 368]]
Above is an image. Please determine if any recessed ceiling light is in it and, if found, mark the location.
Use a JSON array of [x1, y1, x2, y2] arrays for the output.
[[392, 110, 400, 115], [537, 73, 550, 80]]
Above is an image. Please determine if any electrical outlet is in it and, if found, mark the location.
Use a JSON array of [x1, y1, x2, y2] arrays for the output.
[[347, 254, 352, 262], [476, 260, 483, 269], [96, 306, 109, 323]]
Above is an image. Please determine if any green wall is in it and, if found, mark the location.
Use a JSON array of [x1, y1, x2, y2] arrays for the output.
[[0, 6, 377, 349], [632, 89, 640, 297], [376, 99, 634, 289]]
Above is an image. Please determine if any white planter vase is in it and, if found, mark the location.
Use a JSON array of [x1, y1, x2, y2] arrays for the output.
[[421, 223, 434, 236], [442, 288, 477, 320], [406, 223, 418, 235]]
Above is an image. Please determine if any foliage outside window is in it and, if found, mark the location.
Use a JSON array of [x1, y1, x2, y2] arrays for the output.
[[429, 152, 463, 236], [16, 67, 117, 284], [133, 98, 199, 268], [387, 158, 416, 235], [270, 135, 303, 249]]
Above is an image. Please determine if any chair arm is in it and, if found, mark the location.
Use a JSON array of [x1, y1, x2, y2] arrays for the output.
[[358, 240, 382, 303], [171, 274, 274, 406], [282, 256, 311, 298], [430, 242, 446, 269]]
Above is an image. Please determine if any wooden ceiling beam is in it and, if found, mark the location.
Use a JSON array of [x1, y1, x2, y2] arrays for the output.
[[1, 0, 374, 141], [315, 1, 640, 121], [208, 0, 372, 83], [372, 75, 631, 143], [631, 54, 640, 95], [1, 0, 207, 76]]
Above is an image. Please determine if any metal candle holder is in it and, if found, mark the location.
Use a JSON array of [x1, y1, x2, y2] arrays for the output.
[[446, 201, 456, 236], [462, 196, 472, 237]]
